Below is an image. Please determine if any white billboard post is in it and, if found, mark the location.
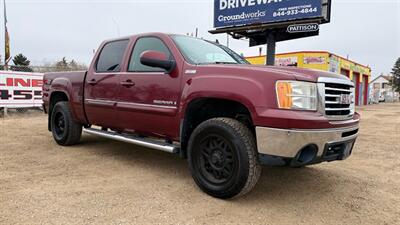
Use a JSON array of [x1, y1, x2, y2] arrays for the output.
[[0, 71, 44, 116]]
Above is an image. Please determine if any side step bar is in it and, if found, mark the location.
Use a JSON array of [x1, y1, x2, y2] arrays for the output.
[[83, 128, 179, 154]]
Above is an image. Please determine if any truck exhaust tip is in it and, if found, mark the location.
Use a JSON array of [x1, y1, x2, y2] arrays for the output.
[[292, 145, 318, 166]]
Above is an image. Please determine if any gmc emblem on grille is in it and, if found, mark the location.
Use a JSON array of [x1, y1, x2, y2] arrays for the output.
[[340, 94, 351, 105]]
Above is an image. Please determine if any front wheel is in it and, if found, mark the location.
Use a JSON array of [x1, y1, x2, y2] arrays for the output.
[[188, 118, 261, 199], [50, 102, 82, 146]]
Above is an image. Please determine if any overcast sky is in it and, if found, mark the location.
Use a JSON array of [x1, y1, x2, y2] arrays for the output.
[[1, 0, 399, 77]]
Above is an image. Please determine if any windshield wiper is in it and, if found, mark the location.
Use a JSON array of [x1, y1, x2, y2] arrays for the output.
[[214, 62, 238, 64], [195, 62, 239, 65]]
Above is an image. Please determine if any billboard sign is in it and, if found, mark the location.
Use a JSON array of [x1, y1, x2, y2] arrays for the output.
[[329, 55, 340, 73], [0, 71, 44, 108], [276, 56, 298, 66], [304, 56, 326, 65], [214, 0, 324, 29]]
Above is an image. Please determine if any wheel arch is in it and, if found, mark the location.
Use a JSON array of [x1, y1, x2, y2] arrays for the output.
[[179, 97, 255, 158]]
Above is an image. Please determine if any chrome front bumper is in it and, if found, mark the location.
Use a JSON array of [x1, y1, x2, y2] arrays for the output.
[[256, 125, 359, 158]]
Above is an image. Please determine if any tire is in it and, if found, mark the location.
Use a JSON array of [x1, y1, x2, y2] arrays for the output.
[[187, 118, 261, 199], [50, 101, 82, 146]]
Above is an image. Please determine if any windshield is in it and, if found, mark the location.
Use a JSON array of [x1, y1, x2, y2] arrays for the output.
[[171, 35, 249, 65]]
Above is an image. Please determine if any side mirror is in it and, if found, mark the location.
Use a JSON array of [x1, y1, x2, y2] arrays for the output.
[[140, 50, 176, 73]]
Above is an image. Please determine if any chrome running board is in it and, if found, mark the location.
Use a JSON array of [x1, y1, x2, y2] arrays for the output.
[[83, 128, 179, 153]]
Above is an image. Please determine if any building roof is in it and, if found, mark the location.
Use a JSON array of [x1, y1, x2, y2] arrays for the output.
[[370, 75, 393, 83]]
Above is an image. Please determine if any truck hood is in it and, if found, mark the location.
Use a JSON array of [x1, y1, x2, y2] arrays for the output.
[[196, 64, 350, 83]]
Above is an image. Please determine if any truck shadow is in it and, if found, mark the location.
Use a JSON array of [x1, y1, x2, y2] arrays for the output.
[[238, 166, 339, 204], [78, 135, 344, 203], [78, 135, 190, 179]]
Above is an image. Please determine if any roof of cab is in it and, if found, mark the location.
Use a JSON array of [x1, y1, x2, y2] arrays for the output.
[[101, 32, 176, 43]]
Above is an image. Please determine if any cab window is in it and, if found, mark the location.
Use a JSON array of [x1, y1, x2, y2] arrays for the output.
[[128, 37, 172, 72], [96, 40, 129, 72]]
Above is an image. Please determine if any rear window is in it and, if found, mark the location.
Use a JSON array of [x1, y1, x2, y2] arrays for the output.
[[96, 40, 129, 72]]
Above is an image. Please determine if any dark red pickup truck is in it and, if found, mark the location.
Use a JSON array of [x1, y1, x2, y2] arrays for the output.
[[43, 33, 360, 199]]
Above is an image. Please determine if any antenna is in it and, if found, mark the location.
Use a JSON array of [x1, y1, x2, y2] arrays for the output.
[[111, 18, 120, 36]]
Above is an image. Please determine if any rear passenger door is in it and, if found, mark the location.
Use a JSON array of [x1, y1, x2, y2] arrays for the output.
[[84, 39, 129, 128], [116, 36, 181, 137]]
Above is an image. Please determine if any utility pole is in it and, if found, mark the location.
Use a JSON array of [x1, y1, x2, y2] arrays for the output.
[[226, 34, 230, 48], [266, 32, 276, 66], [195, 28, 198, 38]]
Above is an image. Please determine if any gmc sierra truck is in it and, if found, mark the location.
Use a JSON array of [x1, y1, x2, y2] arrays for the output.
[[43, 33, 359, 199]]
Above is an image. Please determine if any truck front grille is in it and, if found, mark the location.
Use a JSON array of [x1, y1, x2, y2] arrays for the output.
[[324, 83, 352, 116], [318, 77, 355, 120]]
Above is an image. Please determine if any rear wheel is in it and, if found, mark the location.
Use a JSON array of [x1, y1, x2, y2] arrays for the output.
[[188, 118, 261, 199], [51, 102, 82, 146]]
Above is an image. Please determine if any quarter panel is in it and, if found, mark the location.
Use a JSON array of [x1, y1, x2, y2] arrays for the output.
[[48, 72, 87, 124]]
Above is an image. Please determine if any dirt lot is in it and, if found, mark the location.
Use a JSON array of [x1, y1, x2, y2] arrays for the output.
[[1, 103, 399, 225]]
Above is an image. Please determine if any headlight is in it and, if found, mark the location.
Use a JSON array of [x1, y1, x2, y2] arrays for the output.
[[276, 81, 317, 111]]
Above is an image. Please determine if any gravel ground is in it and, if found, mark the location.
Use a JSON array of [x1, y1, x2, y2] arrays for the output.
[[1, 103, 399, 225]]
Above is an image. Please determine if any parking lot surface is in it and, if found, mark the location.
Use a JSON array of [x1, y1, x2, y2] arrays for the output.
[[1, 103, 399, 225]]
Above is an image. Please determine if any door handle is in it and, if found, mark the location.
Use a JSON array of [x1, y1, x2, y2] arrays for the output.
[[120, 80, 135, 87], [87, 79, 98, 85]]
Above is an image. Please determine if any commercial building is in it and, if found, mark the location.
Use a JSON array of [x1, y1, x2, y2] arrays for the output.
[[246, 51, 372, 106]]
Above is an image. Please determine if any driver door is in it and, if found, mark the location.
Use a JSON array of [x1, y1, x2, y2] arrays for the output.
[[116, 36, 181, 137]]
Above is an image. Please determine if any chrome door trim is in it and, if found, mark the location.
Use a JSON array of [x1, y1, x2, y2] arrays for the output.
[[85, 99, 178, 109], [117, 101, 178, 109]]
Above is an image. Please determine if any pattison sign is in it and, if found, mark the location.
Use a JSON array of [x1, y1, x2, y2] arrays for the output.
[[214, 0, 324, 28]]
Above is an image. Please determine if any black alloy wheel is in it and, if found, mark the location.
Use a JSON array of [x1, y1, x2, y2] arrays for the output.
[[188, 118, 261, 199], [50, 101, 82, 146], [196, 134, 238, 185], [53, 111, 66, 139]]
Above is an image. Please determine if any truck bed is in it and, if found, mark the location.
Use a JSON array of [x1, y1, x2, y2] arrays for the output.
[[42, 71, 88, 126]]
